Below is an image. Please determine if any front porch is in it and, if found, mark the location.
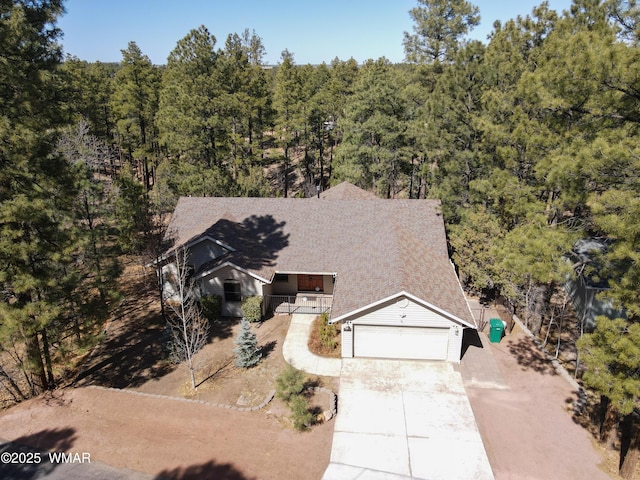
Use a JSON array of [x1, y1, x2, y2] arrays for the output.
[[265, 294, 333, 315]]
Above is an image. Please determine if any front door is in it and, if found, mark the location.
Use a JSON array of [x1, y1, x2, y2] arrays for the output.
[[297, 274, 324, 292]]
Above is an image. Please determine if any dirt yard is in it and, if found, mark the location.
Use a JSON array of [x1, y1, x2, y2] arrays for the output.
[[0, 262, 337, 479], [0, 386, 334, 479], [466, 322, 634, 480], [71, 261, 338, 410], [3, 263, 636, 479]]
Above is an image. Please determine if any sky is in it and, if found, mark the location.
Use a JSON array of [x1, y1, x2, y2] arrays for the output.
[[57, 0, 574, 66]]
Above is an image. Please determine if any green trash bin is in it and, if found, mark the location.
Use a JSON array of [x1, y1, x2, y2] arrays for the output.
[[489, 318, 504, 343]]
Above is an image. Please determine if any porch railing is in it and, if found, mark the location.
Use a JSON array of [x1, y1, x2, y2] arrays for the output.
[[265, 294, 332, 315]]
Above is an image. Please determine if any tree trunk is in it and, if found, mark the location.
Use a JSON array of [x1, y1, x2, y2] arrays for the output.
[[83, 195, 106, 305], [189, 360, 196, 390], [597, 396, 618, 449], [409, 156, 415, 199], [40, 328, 55, 389], [26, 333, 47, 394], [619, 412, 640, 479], [0, 365, 28, 401], [283, 147, 289, 198]]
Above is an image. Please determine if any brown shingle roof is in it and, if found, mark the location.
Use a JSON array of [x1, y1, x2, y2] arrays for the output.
[[166, 185, 473, 325], [320, 181, 378, 200]]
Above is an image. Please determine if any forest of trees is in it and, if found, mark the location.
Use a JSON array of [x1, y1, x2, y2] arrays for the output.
[[1, 0, 639, 476]]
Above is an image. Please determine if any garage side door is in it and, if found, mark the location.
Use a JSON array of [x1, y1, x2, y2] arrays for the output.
[[353, 325, 449, 360]]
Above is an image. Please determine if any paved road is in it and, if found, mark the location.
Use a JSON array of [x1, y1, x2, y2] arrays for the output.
[[0, 440, 154, 480]]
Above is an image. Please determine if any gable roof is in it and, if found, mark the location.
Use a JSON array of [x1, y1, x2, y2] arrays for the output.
[[320, 181, 378, 200], [165, 184, 474, 326]]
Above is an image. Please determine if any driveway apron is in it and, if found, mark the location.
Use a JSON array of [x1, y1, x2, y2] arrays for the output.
[[323, 359, 494, 480]]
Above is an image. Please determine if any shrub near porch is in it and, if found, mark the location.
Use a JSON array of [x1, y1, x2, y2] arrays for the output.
[[308, 313, 340, 358]]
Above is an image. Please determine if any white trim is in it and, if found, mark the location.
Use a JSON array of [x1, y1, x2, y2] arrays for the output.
[[195, 261, 270, 284], [329, 290, 476, 329], [273, 270, 337, 277], [185, 234, 235, 253], [451, 258, 478, 329], [147, 235, 235, 266]]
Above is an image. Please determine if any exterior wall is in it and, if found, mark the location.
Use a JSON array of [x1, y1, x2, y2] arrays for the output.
[[447, 325, 463, 363], [323, 275, 335, 295], [341, 325, 354, 358], [564, 276, 627, 331], [199, 265, 264, 317], [270, 274, 298, 295], [262, 283, 273, 296], [341, 296, 464, 362], [188, 239, 227, 271]]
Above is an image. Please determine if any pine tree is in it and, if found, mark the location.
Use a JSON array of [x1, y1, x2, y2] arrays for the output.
[[233, 318, 261, 368], [272, 49, 302, 197], [333, 58, 410, 198], [578, 317, 640, 478], [57, 119, 121, 316], [60, 57, 116, 145], [0, 0, 79, 394], [111, 41, 160, 190], [157, 26, 221, 168], [113, 162, 149, 254], [403, 0, 480, 64]]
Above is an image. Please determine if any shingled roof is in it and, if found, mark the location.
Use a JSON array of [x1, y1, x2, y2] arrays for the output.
[[165, 184, 474, 326], [319, 181, 378, 200]]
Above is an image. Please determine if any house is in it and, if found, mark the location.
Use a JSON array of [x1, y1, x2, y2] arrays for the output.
[[565, 238, 627, 331], [162, 182, 476, 362]]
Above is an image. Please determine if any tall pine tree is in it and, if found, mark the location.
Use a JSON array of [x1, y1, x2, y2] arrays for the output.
[[0, 0, 80, 393]]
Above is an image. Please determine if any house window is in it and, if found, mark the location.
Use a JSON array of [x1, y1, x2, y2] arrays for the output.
[[223, 280, 241, 302], [274, 274, 289, 283]]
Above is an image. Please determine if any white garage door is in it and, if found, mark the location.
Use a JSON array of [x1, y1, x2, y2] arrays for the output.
[[353, 325, 449, 360]]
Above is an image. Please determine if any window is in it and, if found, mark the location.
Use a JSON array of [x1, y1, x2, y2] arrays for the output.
[[274, 273, 289, 283], [223, 281, 241, 302]]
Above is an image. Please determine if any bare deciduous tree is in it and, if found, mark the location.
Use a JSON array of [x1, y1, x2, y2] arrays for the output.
[[164, 247, 209, 390]]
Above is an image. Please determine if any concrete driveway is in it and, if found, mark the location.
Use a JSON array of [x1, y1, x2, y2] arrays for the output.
[[323, 359, 494, 480]]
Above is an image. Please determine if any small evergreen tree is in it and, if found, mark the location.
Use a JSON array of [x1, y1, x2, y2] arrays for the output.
[[275, 364, 306, 402], [275, 365, 314, 430], [289, 394, 314, 431], [233, 318, 261, 368]]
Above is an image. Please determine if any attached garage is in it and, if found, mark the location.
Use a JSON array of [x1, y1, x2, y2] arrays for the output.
[[353, 325, 449, 361], [337, 292, 475, 363]]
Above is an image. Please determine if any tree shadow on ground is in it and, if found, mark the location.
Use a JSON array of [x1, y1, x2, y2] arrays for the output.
[[461, 328, 483, 359], [73, 267, 176, 389], [196, 357, 235, 388], [208, 318, 238, 342], [73, 314, 173, 388], [8, 427, 76, 453], [260, 340, 277, 359], [155, 459, 256, 480], [507, 336, 557, 375], [0, 428, 77, 480]]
